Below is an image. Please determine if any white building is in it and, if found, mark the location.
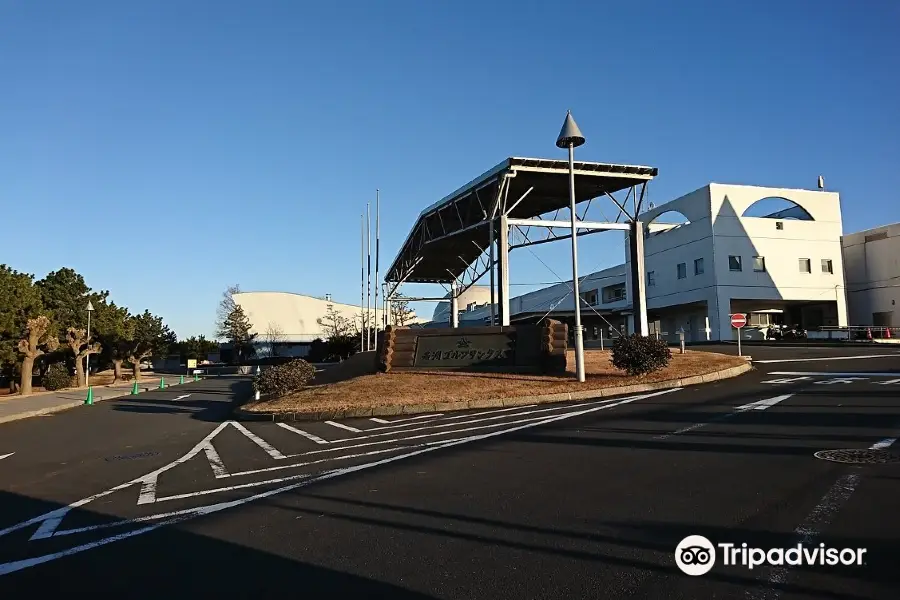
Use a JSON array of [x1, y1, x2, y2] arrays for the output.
[[230, 291, 421, 357], [841, 223, 900, 327], [444, 183, 849, 342]]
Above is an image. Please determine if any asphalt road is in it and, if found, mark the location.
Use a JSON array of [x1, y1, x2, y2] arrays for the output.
[[1, 346, 899, 599]]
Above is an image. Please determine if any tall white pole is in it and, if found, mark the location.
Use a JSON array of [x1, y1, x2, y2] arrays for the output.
[[374, 189, 380, 351], [360, 213, 365, 351], [366, 201, 372, 351], [85, 308, 92, 388], [568, 143, 585, 382]]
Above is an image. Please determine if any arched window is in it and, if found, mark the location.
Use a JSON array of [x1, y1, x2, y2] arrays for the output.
[[648, 210, 690, 235], [741, 197, 814, 221]]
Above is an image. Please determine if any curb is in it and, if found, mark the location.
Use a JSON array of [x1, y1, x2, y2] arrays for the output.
[[0, 381, 196, 425], [234, 361, 754, 423]]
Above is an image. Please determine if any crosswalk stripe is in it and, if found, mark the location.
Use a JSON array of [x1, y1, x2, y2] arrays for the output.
[[324, 421, 362, 433], [230, 422, 287, 459], [277, 423, 329, 444], [203, 444, 229, 477]]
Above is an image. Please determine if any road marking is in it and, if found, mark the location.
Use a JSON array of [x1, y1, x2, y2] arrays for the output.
[[875, 378, 900, 385], [0, 453, 13, 462], [737, 395, 793, 411], [172, 394, 191, 401], [754, 354, 899, 364], [0, 388, 680, 577], [202, 444, 229, 477], [761, 376, 811, 384], [747, 434, 894, 600], [769, 371, 900, 377], [277, 423, 329, 444], [324, 420, 362, 433], [369, 414, 441, 424], [871, 437, 897, 450], [362, 405, 538, 433], [813, 377, 867, 385], [230, 421, 287, 460]]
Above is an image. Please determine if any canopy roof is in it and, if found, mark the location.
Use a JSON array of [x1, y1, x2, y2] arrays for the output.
[[385, 157, 658, 284]]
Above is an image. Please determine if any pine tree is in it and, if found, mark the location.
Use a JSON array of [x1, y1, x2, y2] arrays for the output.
[[223, 305, 256, 363]]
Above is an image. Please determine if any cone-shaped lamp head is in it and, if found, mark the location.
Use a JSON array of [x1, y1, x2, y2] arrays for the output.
[[556, 110, 585, 148]]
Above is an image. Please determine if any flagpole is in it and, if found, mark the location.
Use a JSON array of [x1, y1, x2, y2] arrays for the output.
[[374, 189, 380, 352], [366, 201, 372, 351], [360, 213, 365, 352]]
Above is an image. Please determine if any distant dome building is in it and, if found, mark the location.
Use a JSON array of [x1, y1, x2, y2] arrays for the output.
[[430, 285, 493, 324]]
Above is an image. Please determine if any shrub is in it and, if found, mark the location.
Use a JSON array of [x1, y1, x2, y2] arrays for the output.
[[610, 334, 671, 376], [253, 359, 316, 397], [42, 362, 72, 391], [306, 338, 329, 363]]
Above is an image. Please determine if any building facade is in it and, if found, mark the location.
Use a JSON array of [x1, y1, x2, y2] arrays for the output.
[[443, 183, 849, 342], [841, 223, 900, 327]]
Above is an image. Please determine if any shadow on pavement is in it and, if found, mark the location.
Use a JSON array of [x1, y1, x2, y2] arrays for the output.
[[0, 490, 438, 599], [108, 379, 252, 422]]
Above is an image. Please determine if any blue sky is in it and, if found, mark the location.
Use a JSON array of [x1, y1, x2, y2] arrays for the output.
[[2, 1, 898, 338]]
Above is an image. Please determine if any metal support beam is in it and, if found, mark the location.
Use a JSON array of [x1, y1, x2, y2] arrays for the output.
[[498, 214, 510, 326], [629, 220, 649, 336], [450, 280, 459, 328], [489, 217, 496, 326], [506, 218, 630, 231]]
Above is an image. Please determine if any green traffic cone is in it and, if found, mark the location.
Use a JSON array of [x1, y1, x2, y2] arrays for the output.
[[158, 377, 165, 389], [84, 387, 93, 405], [179, 375, 185, 384], [131, 381, 139, 395], [193, 373, 199, 381]]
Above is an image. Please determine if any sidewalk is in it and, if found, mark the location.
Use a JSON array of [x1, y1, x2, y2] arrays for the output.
[[0, 375, 187, 425]]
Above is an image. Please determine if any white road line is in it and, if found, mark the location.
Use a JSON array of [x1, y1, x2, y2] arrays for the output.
[[0, 388, 679, 577], [875, 379, 900, 385], [747, 435, 894, 600], [202, 444, 229, 478], [369, 414, 441, 424], [0, 453, 13, 462], [324, 420, 362, 433], [736, 394, 793, 412], [361, 405, 538, 433], [871, 437, 897, 450], [754, 354, 899, 364], [172, 394, 191, 401], [277, 423, 329, 444], [768, 371, 900, 377], [325, 399, 619, 447], [230, 421, 287, 460]]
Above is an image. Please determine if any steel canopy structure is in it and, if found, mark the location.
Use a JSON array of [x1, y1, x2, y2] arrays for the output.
[[384, 156, 658, 330], [385, 157, 657, 296]]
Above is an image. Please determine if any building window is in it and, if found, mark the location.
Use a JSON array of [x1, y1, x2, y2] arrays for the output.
[[580, 290, 598, 306], [749, 312, 771, 327], [821, 259, 833, 274], [729, 255, 742, 271], [694, 258, 704, 275], [799, 258, 811, 273], [677, 263, 687, 279], [776, 221, 784, 230], [753, 256, 766, 272], [602, 283, 626, 304], [647, 271, 655, 287]]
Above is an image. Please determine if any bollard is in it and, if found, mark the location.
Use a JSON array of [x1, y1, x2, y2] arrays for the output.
[[131, 381, 139, 395], [179, 375, 185, 384], [158, 377, 165, 389], [193, 373, 199, 382], [255, 389, 260, 401], [84, 387, 94, 405]]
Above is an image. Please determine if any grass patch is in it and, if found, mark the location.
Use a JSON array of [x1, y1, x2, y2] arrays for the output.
[[244, 349, 746, 415]]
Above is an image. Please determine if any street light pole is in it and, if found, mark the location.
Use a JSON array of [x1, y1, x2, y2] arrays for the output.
[[85, 300, 94, 388], [557, 111, 586, 382]]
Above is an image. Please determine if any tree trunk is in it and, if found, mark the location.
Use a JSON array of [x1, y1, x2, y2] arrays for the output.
[[74, 354, 86, 388], [19, 357, 35, 395], [112, 359, 124, 382], [132, 361, 142, 382]]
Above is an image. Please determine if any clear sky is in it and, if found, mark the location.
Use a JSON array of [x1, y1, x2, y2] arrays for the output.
[[2, 1, 898, 338]]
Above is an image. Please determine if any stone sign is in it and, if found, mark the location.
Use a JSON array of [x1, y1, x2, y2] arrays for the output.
[[413, 333, 515, 368]]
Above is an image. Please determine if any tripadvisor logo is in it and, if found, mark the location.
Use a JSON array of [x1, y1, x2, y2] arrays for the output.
[[675, 535, 867, 576]]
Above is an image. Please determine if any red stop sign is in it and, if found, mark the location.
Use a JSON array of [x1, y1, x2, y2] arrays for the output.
[[730, 313, 747, 328]]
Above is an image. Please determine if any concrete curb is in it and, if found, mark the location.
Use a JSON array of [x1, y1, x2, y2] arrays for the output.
[[234, 361, 754, 423], [0, 382, 195, 425]]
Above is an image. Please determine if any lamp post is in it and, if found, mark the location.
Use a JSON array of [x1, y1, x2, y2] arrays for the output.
[[557, 111, 586, 382], [85, 300, 94, 388]]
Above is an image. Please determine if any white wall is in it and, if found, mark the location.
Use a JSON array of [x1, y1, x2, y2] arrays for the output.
[[842, 223, 900, 326], [233, 292, 377, 342]]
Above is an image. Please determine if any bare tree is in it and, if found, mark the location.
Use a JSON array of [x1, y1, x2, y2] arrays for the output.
[[66, 327, 101, 388], [390, 299, 417, 326], [17, 316, 59, 395], [263, 321, 286, 357], [316, 305, 354, 339], [215, 284, 241, 340]]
